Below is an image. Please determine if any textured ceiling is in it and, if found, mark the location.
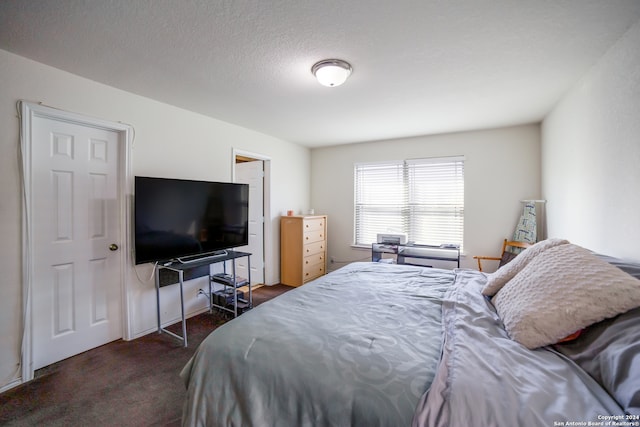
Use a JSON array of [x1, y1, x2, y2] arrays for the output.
[[1, 1, 639, 147]]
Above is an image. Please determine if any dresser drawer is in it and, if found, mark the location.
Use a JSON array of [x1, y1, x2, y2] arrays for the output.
[[304, 229, 325, 244], [304, 252, 325, 267], [303, 262, 326, 282], [303, 217, 325, 232], [304, 240, 325, 256]]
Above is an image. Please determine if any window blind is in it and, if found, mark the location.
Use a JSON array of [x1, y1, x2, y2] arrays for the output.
[[354, 156, 464, 248]]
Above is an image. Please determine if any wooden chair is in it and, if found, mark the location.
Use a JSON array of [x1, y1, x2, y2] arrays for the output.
[[473, 239, 532, 272]]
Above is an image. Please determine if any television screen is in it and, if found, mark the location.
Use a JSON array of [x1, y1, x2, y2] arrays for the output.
[[134, 176, 249, 264]]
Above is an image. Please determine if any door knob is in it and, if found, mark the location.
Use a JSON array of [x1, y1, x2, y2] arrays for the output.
[[109, 244, 119, 251]]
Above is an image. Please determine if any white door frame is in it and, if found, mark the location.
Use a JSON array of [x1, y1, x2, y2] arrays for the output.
[[231, 148, 272, 285], [20, 101, 133, 382]]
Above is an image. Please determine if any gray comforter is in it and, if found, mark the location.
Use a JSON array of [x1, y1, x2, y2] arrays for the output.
[[182, 263, 632, 427], [181, 262, 454, 427], [413, 269, 625, 427]]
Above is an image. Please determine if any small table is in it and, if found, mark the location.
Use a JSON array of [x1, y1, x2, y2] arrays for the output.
[[372, 243, 460, 268], [155, 250, 252, 347]]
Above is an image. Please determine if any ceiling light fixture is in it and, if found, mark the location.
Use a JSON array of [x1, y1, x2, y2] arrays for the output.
[[311, 59, 352, 87]]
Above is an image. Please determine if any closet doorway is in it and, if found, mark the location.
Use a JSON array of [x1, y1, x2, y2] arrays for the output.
[[233, 150, 270, 286]]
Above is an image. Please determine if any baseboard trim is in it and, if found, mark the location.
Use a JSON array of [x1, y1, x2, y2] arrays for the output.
[[129, 305, 212, 340], [0, 377, 23, 393]]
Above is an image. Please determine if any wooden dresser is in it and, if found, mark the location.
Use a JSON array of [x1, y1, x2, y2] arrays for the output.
[[280, 215, 327, 287]]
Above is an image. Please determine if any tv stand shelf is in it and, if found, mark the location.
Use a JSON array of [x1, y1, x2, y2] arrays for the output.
[[155, 250, 252, 347]]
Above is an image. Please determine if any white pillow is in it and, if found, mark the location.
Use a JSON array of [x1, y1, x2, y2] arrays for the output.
[[482, 238, 569, 296], [492, 244, 640, 349]]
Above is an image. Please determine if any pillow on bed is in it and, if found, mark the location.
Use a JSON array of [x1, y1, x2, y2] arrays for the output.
[[554, 306, 640, 415], [482, 238, 569, 297], [595, 253, 640, 280], [492, 243, 640, 349], [553, 255, 640, 414]]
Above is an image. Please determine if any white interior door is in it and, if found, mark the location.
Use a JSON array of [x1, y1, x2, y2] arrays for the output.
[[235, 160, 265, 285], [30, 115, 123, 370]]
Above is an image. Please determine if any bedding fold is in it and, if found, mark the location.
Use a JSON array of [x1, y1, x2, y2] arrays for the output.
[[413, 269, 624, 427]]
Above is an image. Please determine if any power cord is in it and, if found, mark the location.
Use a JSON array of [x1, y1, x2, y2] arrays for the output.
[[15, 100, 28, 384], [133, 261, 158, 284]]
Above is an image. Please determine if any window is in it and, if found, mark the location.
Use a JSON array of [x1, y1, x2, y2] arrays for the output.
[[354, 156, 464, 247]]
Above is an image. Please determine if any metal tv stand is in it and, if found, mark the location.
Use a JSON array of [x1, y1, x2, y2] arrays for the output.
[[155, 250, 252, 347]]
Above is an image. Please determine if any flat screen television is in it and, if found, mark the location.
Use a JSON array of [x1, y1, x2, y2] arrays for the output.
[[134, 176, 249, 264]]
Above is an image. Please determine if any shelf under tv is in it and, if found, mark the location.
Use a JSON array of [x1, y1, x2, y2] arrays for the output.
[[155, 250, 252, 347]]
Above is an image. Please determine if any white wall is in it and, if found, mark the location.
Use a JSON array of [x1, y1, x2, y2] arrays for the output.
[[310, 124, 541, 271], [542, 19, 640, 261], [0, 49, 310, 390]]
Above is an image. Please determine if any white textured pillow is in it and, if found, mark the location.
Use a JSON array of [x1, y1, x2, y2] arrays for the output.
[[482, 238, 569, 296], [492, 244, 640, 349]]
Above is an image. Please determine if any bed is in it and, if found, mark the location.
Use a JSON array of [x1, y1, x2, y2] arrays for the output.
[[181, 240, 640, 426]]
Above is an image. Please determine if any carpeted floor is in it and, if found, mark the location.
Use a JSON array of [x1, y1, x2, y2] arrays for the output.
[[0, 284, 292, 427]]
